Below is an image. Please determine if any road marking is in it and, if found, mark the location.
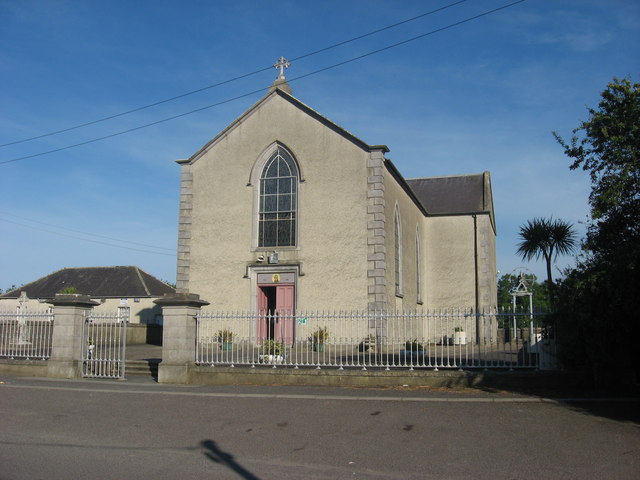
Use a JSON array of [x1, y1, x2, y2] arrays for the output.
[[1, 382, 637, 403]]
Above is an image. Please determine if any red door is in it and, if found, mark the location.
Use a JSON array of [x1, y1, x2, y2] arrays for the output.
[[256, 286, 270, 342], [276, 284, 294, 344], [257, 283, 295, 344]]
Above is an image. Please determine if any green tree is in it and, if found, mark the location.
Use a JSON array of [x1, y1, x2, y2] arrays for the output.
[[554, 77, 640, 262], [0, 284, 20, 295], [553, 77, 640, 385], [497, 273, 550, 312], [516, 217, 577, 306]]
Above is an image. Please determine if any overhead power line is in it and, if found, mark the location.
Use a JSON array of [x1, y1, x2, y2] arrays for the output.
[[0, 216, 175, 256], [0, 211, 174, 251], [0, 0, 469, 149], [0, 87, 266, 165], [0, 0, 525, 166], [289, 1, 526, 86]]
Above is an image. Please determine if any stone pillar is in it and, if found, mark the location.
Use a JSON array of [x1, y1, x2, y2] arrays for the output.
[[176, 164, 193, 293], [154, 293, 209, 384], [367, 149, 387, 311], [47, 294, 99, 379]]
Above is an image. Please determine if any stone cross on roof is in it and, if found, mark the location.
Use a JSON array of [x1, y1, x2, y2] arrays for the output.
[[274, 56, 290, 80]]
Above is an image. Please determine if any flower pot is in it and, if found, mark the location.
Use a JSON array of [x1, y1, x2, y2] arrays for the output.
[[222, 342, 233, 351], [454, 331, 466, 345], [259, 354, 284, 364], [314, 344, 324, 352]]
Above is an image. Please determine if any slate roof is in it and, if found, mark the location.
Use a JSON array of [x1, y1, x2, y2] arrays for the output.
[[1, 266, 175, 299], [406, 173, 489, 214], [406, 172, 496, 231]]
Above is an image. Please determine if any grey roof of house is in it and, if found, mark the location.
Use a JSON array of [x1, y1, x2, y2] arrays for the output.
[[1, 266, 175, 299]]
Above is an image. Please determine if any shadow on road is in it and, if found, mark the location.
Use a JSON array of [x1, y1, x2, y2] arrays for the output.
[[458, 371, 640, 424], [560, 399, 640, 424], [201, 439, 261, 480]]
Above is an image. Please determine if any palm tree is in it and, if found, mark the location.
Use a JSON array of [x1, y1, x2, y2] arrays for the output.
[[516, 217, 577, 306]]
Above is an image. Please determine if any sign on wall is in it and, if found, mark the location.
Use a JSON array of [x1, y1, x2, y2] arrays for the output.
[[257, 272, 295, 284]]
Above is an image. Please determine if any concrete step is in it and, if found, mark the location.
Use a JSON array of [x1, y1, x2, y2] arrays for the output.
[[125, 360, 159, 379]]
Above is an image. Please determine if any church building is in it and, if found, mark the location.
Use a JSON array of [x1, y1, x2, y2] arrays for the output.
[[174, 59, 497, 315]]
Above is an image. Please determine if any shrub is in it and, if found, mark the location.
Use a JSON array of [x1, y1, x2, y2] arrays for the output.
[[405, 339, 424, 351], [260, 340, 284, 356], [310, 326, 329, 344], [58, 287, 78, 294], [216, 329, 235, 343]]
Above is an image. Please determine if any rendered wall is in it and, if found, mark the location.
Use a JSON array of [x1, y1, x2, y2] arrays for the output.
[[183, 93, 372, 311], [422, 213, 496, 310], [424, 216, 476, 308], [475, 213, 497, 310], [380, 166, 425, 311]]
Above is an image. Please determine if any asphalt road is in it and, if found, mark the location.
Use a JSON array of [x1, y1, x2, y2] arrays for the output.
[[1, 375, 639, 479]]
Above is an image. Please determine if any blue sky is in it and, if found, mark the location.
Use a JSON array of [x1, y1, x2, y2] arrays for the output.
[[1, 0, 638, 291]]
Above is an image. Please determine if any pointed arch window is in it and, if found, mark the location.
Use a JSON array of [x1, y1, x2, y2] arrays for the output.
[[394, 205, 403, 297], [258, 147, 298, 247], [416, 226, 422, 304]]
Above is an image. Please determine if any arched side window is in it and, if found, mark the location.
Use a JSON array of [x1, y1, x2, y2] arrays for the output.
[[258, 147, 299, 247], [416, 225, 422, 305], [394, 205, 403, 297]]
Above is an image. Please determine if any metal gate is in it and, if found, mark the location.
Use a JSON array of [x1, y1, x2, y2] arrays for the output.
[[82, 311, 127, 379]]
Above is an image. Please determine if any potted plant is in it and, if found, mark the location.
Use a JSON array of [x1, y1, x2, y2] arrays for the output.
[[453, 327, 466, 345], [259, 339, 284, 364], [216, 329, 235, 350], [58, 287, 78, 294], [310, 326, 329, 352], [404, 339, 424, 352], [401, 339, 425, 362], [359, 333, 378, 352]]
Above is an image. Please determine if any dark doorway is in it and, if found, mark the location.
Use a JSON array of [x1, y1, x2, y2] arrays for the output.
[[260, 286, 277, 339], [260, 286, 277, 314]]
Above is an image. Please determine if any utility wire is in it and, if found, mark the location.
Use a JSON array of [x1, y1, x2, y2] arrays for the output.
[[0, 218, 176, 257], [289, 1, 526, 85], [0, 87, 265, 165], [0, 0, 468, 148], [0, 211, 174, 252], [0, 0, 525, 166]]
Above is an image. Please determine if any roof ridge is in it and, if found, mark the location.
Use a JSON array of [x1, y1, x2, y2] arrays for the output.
[[407, 172, 485, 181], [61, 265, 136, 270], [1, 266, 175, 298], [181, 88, 389, 166], [134, 267, 151, 296]]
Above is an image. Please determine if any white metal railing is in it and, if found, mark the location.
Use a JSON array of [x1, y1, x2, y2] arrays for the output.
[[0, 310, 54, 360], [195, 309, 557, 370], [81, 311, 127, 378]]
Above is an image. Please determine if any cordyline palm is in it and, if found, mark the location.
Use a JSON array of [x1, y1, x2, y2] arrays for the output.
[[516, 217, 577, 307]]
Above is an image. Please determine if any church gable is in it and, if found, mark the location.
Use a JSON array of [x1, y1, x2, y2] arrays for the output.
[[182, 88, 388, 168], [176, 86, 386, 309], [175, 75, 496, 313]]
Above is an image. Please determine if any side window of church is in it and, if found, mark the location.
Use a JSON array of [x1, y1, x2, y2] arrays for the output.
[[394, 206, 403, 296], [258, 148, 298, 247]]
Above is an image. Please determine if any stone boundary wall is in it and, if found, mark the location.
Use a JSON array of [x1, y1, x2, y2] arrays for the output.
[[0, 359, 49, 377], [186, 366, 581, 389]]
